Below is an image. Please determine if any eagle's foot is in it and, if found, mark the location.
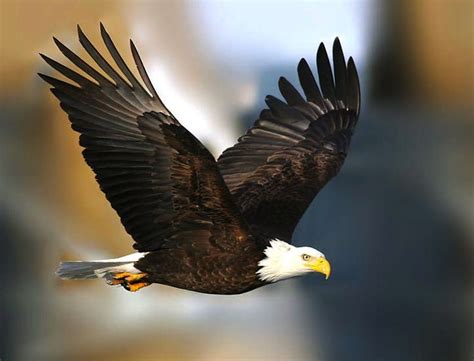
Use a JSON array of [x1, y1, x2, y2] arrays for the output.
[[107, 272, 149, 292], [124, 281, 149, 292]]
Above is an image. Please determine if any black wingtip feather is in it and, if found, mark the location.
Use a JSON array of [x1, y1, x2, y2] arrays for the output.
[[39, 53, 69, 75], [265, 94, 283, 103], [296, 58, 325, 108], [264, 95, 284, 110], [332, 37, 347, 104], [37, 72, 50, 83], [99, 22, 147, 94], [77, 24, 138, 89], [316, 42, 326, 58], [52, 36, 72, 58], [316, 42, 336, 103], [346, 56, 360, 114], [37, 72, 53, 82], [129, 39, 161, 102], [278, 77, 306, 106], [51, 32, 116, 88], [99, 22, 108, 39]]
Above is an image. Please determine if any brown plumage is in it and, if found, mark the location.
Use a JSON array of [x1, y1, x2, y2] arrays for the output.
[[218, 42, 360, 241], [41, 25, 360, 294]]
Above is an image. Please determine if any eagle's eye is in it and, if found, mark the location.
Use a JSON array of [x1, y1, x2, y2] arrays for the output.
[[302, 254, 311, 261]]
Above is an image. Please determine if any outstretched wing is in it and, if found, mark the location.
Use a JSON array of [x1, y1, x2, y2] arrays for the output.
[[218, 38, 360, 242], [39, 25, 250, 253]]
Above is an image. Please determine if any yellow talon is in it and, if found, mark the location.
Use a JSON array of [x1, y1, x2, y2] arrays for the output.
[[113, 272, 131, 280], [127, 282, 149, 292], [124, 274, 147, 283], [109, 272, 149, 292]]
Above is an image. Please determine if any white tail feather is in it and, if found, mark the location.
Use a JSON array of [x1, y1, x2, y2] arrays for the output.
[[56, 252, 148, 280]]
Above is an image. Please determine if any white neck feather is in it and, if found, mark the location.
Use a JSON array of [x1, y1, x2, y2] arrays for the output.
[[257, 239, 312, 282]]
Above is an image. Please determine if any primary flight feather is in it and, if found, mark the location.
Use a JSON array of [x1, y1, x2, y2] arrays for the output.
[[40, 24, 360, 294]]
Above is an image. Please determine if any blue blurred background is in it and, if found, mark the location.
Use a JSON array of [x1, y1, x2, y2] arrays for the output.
[[1, 1, 473, 360]]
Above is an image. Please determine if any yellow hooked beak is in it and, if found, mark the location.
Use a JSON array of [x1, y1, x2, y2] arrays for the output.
[[306, 256, 331, 279]]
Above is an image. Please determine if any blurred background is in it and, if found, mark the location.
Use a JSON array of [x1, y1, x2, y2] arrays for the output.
[[1, 0, 473, 360]]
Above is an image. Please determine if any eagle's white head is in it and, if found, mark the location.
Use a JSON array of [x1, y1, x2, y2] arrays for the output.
[[257, 239, 331, 282]]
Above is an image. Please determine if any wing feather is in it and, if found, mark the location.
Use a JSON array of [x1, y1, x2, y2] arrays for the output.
[[218, 39, 361, 241], [316, 43, 337, 105], [40, 25, 251, 253], [332, 38, 347, 103], [297, 58, 325, 109]]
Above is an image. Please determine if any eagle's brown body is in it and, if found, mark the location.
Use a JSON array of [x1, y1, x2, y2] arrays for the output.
[[136, 244, 267, 294], [42, 24, 360, 294]]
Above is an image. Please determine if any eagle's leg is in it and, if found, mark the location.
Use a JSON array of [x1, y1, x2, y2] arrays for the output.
[[108, 272, 150, 292]]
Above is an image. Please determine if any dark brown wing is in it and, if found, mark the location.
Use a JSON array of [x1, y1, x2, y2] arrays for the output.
[[39, 25, 250, 252], [218, 38, 361, 241]]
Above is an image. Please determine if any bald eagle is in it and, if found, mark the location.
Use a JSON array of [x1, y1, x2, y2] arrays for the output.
[[40, 25, 360, 294]]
